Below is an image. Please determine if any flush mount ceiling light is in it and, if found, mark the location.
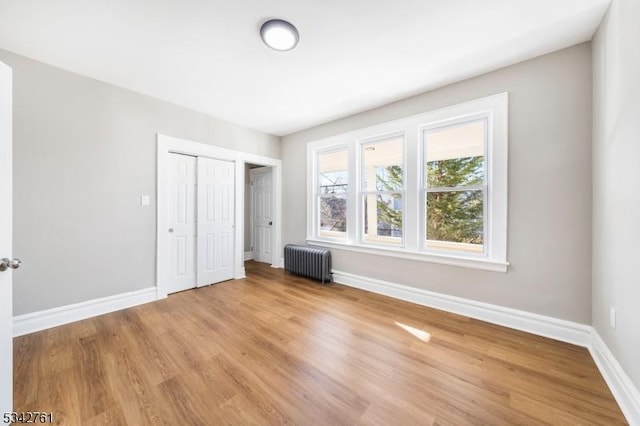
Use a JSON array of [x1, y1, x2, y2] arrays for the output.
[[260, 19, 299, 51]]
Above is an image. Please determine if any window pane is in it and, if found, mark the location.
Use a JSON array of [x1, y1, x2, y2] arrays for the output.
[[426, 190, 483, 253], [362, 137, 403, 191], [427, 157, 484, 188], [319, 149, 348, 194], [425, 120, 485, 188], [363, 193, 403, 245], [320, 195, 347, 236], [318, 148, 348, 238]]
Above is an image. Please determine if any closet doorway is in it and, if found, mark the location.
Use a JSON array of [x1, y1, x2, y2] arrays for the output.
[[166, 153, 235, 294], [157, 133, 283, 300]]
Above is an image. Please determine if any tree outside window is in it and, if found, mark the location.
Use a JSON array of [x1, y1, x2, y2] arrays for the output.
[[318, 149, 348, 237], [424, 119, 486, 254], [308, 93, 508, 271]]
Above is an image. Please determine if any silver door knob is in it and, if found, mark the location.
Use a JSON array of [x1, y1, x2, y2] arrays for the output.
[[0, 258, 21, 272]]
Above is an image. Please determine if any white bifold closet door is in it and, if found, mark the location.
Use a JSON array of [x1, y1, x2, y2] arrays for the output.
[[197, 156, 234, 286], [167, 153, 234, 294], [168, 153, 197, 293]]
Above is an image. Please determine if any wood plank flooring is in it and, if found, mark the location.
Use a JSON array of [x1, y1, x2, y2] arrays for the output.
[[14, 261, 627, 425]]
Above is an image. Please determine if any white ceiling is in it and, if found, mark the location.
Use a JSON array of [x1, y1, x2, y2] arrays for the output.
[[0, 0, 610, 136]]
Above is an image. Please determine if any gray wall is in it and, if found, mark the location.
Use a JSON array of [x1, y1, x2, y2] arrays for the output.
[[0, 49, 280, 316], [282, 43, 593, 323], [592, 0, 640, 388]]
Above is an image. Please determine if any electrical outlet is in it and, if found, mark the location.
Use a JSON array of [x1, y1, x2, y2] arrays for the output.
[[141, 195, 150, 206], [609, 307, 616, 329]]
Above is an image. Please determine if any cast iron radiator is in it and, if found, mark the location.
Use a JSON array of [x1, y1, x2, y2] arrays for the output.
[[284, 244, 332, 284]]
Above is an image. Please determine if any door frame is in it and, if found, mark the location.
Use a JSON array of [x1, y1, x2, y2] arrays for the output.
[[156, 134, 282, 299], [0, 58, 13, 415], [249, 166, 274, 264]]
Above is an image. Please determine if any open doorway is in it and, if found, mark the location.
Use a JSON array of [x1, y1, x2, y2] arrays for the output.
[[157, 134, 282, 298], [245, 163, 273, 264]]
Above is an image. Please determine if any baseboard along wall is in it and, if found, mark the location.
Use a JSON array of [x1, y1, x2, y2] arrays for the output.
[[332, 270, 592, 346], [589, 331, 640, 426], [13, 287, 157, 337]]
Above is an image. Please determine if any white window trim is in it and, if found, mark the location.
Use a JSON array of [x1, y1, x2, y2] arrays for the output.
[[307, 93, 509, 272]]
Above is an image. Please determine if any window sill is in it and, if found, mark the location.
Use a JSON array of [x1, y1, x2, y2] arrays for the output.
[[306, 239, 509, 272]]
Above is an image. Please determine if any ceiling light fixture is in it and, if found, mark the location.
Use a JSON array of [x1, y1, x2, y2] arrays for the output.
[[260, 19, 299, 51]]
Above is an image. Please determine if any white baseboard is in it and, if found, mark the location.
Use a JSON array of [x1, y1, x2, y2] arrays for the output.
[[333, 270, 592, 347], [332, 269, 639, 425], [244, 251, 254, 261], [589, 331, 640, 425], [13, 287, 157, 337], [271, 257, 284, 269], [235, 266, 247, 279]]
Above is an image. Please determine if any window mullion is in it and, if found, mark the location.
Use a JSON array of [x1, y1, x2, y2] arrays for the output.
[[404, 126, 419, 251], [425, 185, 484, 193], [347, 141, 358, 244]]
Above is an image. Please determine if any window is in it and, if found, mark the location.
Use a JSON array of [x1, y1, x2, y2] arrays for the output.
[[317, 148, 348, 239], [307, 93, 508, 272], [361, 135, 404, 246], [423, 119, 486, 254]]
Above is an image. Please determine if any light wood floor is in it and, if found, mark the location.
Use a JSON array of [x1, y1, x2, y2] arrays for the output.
[[15, 261, 626, 425]]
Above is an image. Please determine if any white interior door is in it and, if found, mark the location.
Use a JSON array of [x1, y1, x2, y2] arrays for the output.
[[250, 167, 273, 264], [0, 60, 14, 413], [167, 153, 197, 293], [197, 157, 235, 286]]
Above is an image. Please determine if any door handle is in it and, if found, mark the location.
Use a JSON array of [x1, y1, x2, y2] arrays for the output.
[[0, 258, 21, 272], [268, 221, 273, 226]]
